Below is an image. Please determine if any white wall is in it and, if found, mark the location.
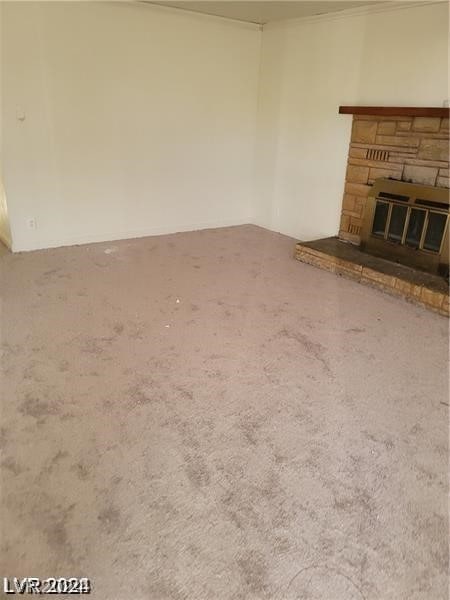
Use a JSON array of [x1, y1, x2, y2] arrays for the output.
[[2, 2, 448, 251], [1, 2, 261, 251], [255, 2, 449, 240], [0, 4, 12, 250]]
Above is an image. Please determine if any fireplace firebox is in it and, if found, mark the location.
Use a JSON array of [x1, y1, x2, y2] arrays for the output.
[[360, 179, 449, 276]]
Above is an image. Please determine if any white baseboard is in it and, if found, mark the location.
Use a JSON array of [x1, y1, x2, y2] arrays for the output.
[[12, 217, 254, 252]]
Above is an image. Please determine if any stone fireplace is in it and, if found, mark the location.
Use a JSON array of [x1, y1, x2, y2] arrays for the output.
[[295, 106, 450, 316], [338, 108, 449, 245]]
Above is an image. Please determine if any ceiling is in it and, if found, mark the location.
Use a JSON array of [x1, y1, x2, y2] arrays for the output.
[[148, 1, 382, 24]]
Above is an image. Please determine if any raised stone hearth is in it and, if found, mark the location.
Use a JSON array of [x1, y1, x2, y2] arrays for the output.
[[296, 237, 449, 316]]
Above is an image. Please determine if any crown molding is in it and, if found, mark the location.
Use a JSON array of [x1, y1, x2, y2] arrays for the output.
[[263, 1, 446, 30], [136, 1, 262, 30]]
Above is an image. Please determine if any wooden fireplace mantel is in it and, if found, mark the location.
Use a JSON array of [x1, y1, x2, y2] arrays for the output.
[[339, 106, 450, 118]]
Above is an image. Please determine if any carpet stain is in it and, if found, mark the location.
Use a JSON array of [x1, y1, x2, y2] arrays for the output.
[[18, 395, 58, 422], [97, 506, 122, 534], [277, 328, 332, 375]]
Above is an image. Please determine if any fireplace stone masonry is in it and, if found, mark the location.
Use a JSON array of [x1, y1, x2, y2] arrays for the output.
[[295, 107, 450, 316], [339, 113, 449, 245]]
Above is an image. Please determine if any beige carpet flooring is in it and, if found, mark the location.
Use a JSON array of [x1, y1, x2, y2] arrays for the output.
[[0, 224, 448, 599]]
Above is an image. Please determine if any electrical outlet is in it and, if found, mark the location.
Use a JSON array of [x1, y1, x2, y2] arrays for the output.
[[16, 106, 26, 122], [27, 217, 37, 230]]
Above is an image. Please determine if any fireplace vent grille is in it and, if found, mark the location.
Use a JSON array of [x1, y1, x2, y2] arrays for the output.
[[348, 223, 361, 235], [366, 149, 390, 161], [379, 191, 409, 202], [415, 199, 445, 210]]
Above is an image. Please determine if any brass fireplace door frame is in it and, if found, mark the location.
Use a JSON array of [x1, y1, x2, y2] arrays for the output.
[[361, 179, 450, 275]]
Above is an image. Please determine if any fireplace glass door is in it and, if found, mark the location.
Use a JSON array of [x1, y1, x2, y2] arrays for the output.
[[387, 204, 408, 243], [405, 209, 426, 248], [361, 179, 449, 275], [370, 201, 448, 255], [423, 212, 447, 252]]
